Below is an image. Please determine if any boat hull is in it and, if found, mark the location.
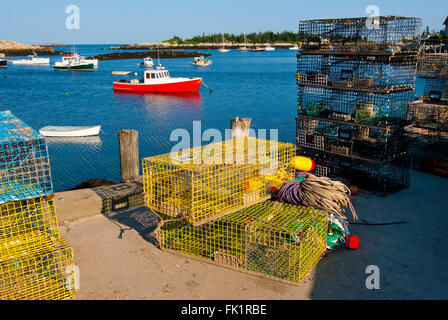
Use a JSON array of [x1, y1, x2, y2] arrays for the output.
[[54, 63, 94, 70], [39, 125, 101, 137], [113, 78, 202, 92]]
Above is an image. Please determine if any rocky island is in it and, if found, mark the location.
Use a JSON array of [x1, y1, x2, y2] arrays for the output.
[[0, 40, 65, 56], [87, 50, 211, 61]]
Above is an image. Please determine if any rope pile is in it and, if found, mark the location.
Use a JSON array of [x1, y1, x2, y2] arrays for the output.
[[276, 172, 358, 221]]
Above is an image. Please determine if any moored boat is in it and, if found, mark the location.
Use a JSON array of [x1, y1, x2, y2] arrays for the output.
[[54, 53, 94, 70], [11, 54, 50, 65], [112, 71, 132, 75], [191, 56, 212, 67], [39, 125, 101, 137], [138, 57, 154, 68], [113, 64, 202, 93], [248, 47, 266, 52], [0, 59, 7, 68], [265, 44, 275, 51], [218, 35, 231, 52]]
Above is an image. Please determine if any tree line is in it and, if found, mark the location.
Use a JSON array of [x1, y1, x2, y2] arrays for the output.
[[164, 31, 299, 44]]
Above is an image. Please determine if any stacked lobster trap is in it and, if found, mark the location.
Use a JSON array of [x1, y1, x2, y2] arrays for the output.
[[142, 137, 328, 284], [405, 53, 448, 175], [0, 110, 77, 300], [296, 16, 422, 195]]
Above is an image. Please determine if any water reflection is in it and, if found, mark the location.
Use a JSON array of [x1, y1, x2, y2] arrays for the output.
[[113, 91, 202, 108], [45, 135, 102, 146]]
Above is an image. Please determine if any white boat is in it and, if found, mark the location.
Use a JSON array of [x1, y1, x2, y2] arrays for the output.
[[54, 53, 95, 70], [112, 71, 132, 75], [248, 47, 266, 52], [82, 57, 98, 68], [11, 54, 50, 65], [191, 56, 212, 67], [237, 33, 249, 51], [265, 44, 275, 51], [218, 35, 230, 52], [39, 125, 101, 137], [289, 45, 299, 50], [138, 57, 154, 68]]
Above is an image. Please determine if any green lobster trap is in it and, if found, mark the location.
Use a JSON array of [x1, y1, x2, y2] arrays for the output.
[[143, 137, 296, 225], [158, 200, 327, 284]]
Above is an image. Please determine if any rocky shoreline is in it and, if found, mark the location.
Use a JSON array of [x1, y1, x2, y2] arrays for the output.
[[1, 48, 66, 57], [0, 40, 66, 56], [87, 50, 211, 61], [110, 42, 297, 50]]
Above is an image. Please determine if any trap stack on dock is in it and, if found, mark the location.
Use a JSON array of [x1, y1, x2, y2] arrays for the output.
[[143, 137, 328, 283], [0, 110, 77, 300], [295, 16, 422, 195], [405, 53, 448, 175]]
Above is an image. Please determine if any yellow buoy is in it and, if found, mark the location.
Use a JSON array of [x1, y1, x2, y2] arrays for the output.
[[290, 156, 315, 172]]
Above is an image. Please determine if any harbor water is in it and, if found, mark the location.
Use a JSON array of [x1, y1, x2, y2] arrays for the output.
[[0, 45, 425, 191]]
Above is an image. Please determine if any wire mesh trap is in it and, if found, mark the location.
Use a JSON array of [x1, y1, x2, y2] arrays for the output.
[[296, 53, 418, 93], [417, 53, 448, 79], [0, 111, 52, 203], [407, 101, 448, 132], [143, 137, 296, 225], [158, 200, 328, 283], [296, 115, 408, 162], [298, 16, 422, 52], [298, 147, 410, 195], [0, 196, 60, 261], [0, 238, 77, 300]]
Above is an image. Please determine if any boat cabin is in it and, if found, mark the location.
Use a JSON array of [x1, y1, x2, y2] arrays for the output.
[[143, 69, 171, 83]]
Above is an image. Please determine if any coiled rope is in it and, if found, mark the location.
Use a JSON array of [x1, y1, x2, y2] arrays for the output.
[[277, 172, 358, 221]]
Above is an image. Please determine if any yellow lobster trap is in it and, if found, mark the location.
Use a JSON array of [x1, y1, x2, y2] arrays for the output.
[[0, 195, 78, 300], [0, 196, 60, 261], [0, 238, 77, 300], [143, 137, 296, 225], [158, 201, 327, 284]]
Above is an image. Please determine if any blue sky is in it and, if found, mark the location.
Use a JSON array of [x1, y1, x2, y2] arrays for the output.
[[1, 0, 447, 44]]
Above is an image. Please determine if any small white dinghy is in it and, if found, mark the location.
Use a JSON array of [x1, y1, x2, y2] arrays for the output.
[[39, 125, 101, 137], [112, 71, 132, 75]]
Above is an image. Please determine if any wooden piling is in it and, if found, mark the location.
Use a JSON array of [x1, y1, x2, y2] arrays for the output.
[[118, 130, 139, 182], [230, 117, 252, 138]]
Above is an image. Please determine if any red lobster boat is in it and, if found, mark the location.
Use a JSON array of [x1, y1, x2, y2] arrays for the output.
[[113, 65, 202, 93]]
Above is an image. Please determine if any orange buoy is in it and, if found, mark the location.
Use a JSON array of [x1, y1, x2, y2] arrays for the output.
[[290, 156, 315, 172]]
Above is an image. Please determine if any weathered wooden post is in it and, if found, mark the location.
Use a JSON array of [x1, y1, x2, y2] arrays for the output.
[[230, 117, 251, 138], [118, 130, 139, 182]]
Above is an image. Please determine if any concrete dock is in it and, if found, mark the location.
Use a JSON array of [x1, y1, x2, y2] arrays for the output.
[[57, 170, 448, 299]]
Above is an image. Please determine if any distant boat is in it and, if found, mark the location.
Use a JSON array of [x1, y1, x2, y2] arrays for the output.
[[54, 53, 94, 70], [237, 33, 249, 51], [191, 56, 212, 67], [248, 47, 266, 52], [265, 44, 275, 51], [39, 125, 101, 137], [112, 71, 132, 75], [218, 35, 230, 53], [289, 45, 299, 50], [138, 57, 154, 68], [11, 54, 50, 65], [0, 59, 7, 68]]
